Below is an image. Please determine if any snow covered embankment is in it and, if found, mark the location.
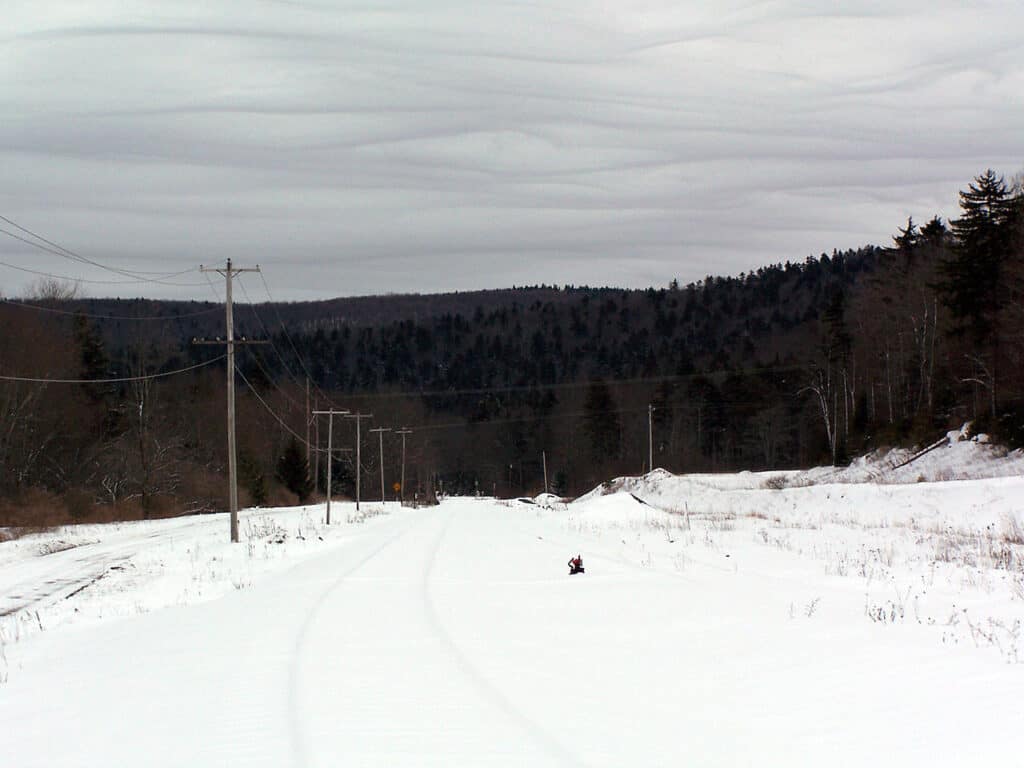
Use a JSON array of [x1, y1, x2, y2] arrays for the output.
[[0, 503, 389, 680], [565, 447, 1024, 665]]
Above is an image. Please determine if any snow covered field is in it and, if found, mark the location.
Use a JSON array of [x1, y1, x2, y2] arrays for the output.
[[2, 455, 1023, 766]]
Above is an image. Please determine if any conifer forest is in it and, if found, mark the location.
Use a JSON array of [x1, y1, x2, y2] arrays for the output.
[[2, 170, 1022, 525]]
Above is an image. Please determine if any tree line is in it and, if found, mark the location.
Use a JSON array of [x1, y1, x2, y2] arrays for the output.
[[1, 169, 1021, 524]]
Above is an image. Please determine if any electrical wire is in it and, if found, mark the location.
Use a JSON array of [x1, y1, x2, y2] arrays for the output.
[[235, 355, 793, 443], [236, 277, 317, 404], [0, 256, 204, 287], [318, 364, 803, 403], [408, 397, 788, 434], [231, 268, 801, 408], [0, 297, 221, 321], [205, 272, 323, 446], [257, 270, 341, 409], [205, 268, 801, 433], [0, 215, 207, 286], [0, 354, 226, 384], [235, 364, 323, 452], [244, 345, 310, 414], [201, 269, 223, 302]]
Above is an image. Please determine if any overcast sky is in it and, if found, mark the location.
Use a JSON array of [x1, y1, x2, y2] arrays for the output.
[[2, 1, 1022, 301]]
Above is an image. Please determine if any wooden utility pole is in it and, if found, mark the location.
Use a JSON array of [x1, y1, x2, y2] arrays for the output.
[[648, 403, 655, 474], [396, 428, 413, 504], [312, 408, 349, 524], [312, 398, 319, 494], [542, 450, 549, 495], [195, 259, 265, 543], [305, 378, 311, 475], [344, 413, 373, 513], [369, 427, 391, 504]]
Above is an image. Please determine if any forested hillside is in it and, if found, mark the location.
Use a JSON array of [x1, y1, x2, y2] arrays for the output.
[[2, 170, 1021, 524]]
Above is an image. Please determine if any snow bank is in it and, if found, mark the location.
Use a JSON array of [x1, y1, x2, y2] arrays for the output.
[[0, 502, 393, 653], [775, 427, 1024, 487], [572, 432, 1024, 540]]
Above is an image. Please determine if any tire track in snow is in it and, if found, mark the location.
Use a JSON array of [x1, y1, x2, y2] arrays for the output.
[[421, 506, 588, 768], [286, 513, 431, 768]]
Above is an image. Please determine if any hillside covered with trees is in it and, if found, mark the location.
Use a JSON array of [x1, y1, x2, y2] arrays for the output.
[[1, 170, 1022, 525]]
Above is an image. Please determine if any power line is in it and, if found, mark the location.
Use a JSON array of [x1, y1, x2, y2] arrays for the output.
[[0, 297, 221, 321], [236, 364, 320, 452], [318, 364, 804, 403], [244, 346, 309, 414], [236, 277, 318, 402], [0, 355, 226, 384], [232, 364, 350, 458], [0, 255, 203, 287], [0, 215, 207, 285], [257, 270, 340, 409], [204, 272, 307, 420], [407, 398, 786, 434], [205, 272, 321, 430]]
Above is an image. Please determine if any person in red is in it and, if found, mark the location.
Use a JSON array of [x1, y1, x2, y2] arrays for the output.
[[568, 554, 584, 575]]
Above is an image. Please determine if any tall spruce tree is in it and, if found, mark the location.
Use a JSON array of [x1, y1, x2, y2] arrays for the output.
[[938, 170, 1019, 418], [939, 170, 1015, 340]]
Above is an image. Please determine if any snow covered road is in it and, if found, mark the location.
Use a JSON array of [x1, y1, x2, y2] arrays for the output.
[[2, 497, 1022, 766]]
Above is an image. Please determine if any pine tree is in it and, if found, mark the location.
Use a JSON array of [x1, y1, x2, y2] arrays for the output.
[[276, 437, 312, 502], [919, 216, 947, 248], [893, 217, 920, 270], [939, 169, 1015, 341]]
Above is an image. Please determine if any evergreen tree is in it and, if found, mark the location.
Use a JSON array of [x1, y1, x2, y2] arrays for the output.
[[240, 452, 268, 506], [937, 170, 1020, 419], [276, 437, 312, 502], [938, 170, 1016, 340], [73, 313, 110, 402], [919, 216, 948, 248], [893, 217, 919, 263]]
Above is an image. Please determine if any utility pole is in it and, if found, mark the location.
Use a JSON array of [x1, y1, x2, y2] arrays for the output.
[[542, 450, 549, 495], [396, 428, 413, 504], [195, 259, 266, 543], [648, 403, 655, 474], [312, 408, 349, 524], [369, 427, 391, 505], [305, 378, 311, 476], [344, 413, 373, 513], [312, 398, 319, 494]]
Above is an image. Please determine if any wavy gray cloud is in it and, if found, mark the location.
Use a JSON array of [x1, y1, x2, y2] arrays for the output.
[[2, 0, 1022, 299]]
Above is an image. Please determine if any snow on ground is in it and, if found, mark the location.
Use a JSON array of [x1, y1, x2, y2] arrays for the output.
[[0, 503, 388, 653], [1, 450, 1023, 766]]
